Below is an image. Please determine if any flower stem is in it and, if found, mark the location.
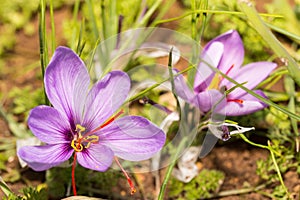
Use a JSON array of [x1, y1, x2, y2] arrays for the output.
[[240, 135, 290, 196], [158, 136, 188, 200], [268, 141, 290, 197], [72, 153, 77, 196], [239, 134, 280, 156]]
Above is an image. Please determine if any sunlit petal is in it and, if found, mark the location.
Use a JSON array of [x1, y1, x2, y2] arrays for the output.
[[45, 47, 90, 124], [194, 42, 224, 92], [18, 144, 73, 171], [83, 71, 130, 130], [76, 145, 114, 172], [28, 106, 72, 144], [225, 62, 277, 98], [98, 116, 166, 161]]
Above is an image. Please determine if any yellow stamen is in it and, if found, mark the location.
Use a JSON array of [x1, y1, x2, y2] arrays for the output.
[[76, 124, 86, 133], [207, 74, 220, 90], [84, 135, 99, 148], [71, 124, 100, 151], [71, 140, 83, 152]]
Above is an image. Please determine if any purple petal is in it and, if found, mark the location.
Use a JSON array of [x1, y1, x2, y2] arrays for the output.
[[76, 145, 114, 171], [206, 30, 244, 75], [99, 116, 166, 161], [194, 42, 224, 92], [225, 90, 268, 116], [225, 62, 277, 98], [82, 71, 130, 130], [28, 106, 72, 144], [173, 70, 195, 102], [192, 89, 225, 113], [17, 144, 73, 171], [45, 46, 90, 125]]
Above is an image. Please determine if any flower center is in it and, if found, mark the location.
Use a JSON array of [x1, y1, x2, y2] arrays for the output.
[[208, 64, 235, 90], [70, 110, 125, 152], [71, 124, 99, 152], [214, 64, 244, 105]]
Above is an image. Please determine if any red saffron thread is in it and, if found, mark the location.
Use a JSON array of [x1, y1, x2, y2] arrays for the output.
[[219, 64, 235, 83], [225, 64, 235, 75], [227, 99, 244, 104], [87, 110, 124, 136], [114, 157, 136, 195], [71, 111, 125, 196], [72, 153, 77, 196], [100, 110, 124, 129]]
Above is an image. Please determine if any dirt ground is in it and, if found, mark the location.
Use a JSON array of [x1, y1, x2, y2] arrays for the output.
[[0, 1, 299, 200]]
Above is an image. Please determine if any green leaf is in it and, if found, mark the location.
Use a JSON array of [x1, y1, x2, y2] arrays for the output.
[[0, 176, 13, 197], [239, 1, 300, 87]]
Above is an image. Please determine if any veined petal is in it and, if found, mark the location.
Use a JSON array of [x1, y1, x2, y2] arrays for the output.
[[45, 46, 90, 125], [28, 106, 72, 144], [194, 42, 224, 92], [99, 116, 166, 161], [173, 70, 195, 103], [192, 89, 225, 113], [207, 30, 244, 75], [76, 145, 114, 172], [17, 144, 73, 171], [226, 62, 277, 98], [82, 71, 130, 130], [225, 90, 268, 116]]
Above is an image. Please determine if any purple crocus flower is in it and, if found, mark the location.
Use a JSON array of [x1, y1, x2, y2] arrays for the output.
[[18, 46, 166, 173], [174, 30, 277, 116]]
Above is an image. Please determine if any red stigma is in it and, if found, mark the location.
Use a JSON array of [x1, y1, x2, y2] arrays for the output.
[[70, 110, 125, 196], [87, 110, 124, 135], [219, 64, 235, 83], [100, 109, 124, 129], [227, 99, 244, 104], [225, 64, 234, 76], [114, 157, 136, 195]]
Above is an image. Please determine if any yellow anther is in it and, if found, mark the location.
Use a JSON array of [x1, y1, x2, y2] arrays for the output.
[[85, 135, 99, 142], [84, 135, 99, 148], [208, 74, 220, 90], [71, 124, 99, 151], [71, 140, 83, 152], [76, 124, 86, 133]]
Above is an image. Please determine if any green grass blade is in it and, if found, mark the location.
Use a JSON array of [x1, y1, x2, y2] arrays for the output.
[[39, 0, 49, 105], [70, 0, 80, 50], [153, 10, 283, 26], [125, 65, 195, 104], [76, 19, 85, 55], [256, 68, 288, 89], [266, 22, 300, 43], [136, 0, 164, 27], [284, 76, 299, 142], [224, 74, 300, 121], [197, 0, 208, 42], [86, 0, 100, 40], [239, 134, 280, 156], [0, 176, 13, 197], [239, 1, 300, 87], [268, 141, 290, 196], [158, 137, 189, 200], [49, 0, 56, 54]]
